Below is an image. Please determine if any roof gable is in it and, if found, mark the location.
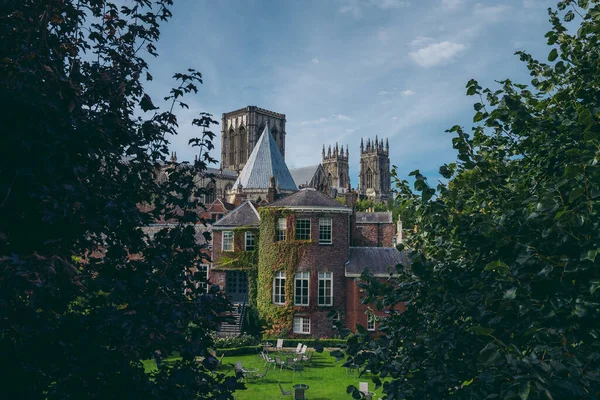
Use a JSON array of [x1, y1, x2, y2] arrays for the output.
[[345, 247, 409, 277], [233, 126, 297, 191], [213, 200, 260, 228], [267, 188, 349, 210]]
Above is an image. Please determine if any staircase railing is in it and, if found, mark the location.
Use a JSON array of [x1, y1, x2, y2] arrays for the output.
[[238, 293, 248, 332]]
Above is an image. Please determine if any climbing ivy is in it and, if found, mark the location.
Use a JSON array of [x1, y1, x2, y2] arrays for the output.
[[217, 227, 258, 306], [257, 208, 310, 336]]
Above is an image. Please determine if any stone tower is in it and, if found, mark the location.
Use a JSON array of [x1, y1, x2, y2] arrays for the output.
[[221, 106, 286, 171], [358, 136, 391, 203], [322, 143, 350, 190]]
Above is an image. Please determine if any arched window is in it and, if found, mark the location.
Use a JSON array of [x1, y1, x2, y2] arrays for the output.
[[239, 126, 247, 164], [339, 173, 345, 188], [366, 168, 373, 189], [224, 183, 233, 193], [228, 129, 235, 166], [205, 181, 216, 204]]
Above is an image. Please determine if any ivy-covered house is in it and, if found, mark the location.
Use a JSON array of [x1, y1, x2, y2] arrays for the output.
[[209, 188, 406, 338]]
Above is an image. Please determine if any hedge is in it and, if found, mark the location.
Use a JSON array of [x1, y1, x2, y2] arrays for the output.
[[215, 345, 261, 357], [264, 338, 347, 349]]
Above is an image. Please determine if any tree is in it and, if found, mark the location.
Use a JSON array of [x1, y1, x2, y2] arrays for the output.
[[343, 1, 600, 399], [0, 1, 239, 398]]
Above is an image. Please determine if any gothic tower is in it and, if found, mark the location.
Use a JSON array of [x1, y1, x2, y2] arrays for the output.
[[220, 106, 286, 171], [322, 143, 350, 190], [358, 136, 391, 203]]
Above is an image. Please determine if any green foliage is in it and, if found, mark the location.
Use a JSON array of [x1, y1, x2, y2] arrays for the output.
[[256, 208, 309, 336], [215, 346, 262, 357], [218, 229, 259, 306], [0, 1, 239, 398], [212, 333, 259, 349], [355, 198, 388, 212], [343, 2, 600, 399]]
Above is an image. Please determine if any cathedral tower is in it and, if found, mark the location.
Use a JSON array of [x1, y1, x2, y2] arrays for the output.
[[221, 106, 286, 171], [358, 136, 391, 203], [322, 143, 350, 190]]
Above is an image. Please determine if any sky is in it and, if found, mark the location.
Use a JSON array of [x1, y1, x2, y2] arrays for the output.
[[141, 0, 556, 187]]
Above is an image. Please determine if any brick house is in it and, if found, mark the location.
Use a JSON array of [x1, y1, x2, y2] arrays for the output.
[[209, 188, 407, 338]]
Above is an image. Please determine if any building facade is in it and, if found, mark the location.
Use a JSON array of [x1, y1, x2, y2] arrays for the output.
[[221, 106, 286, 172], [358, 137, 391, 203], [322, 143, 350, 191]]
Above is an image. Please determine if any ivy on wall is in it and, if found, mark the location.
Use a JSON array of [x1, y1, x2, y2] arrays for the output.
[[257, 208, 310, 336], [216, 227, 258, 306]]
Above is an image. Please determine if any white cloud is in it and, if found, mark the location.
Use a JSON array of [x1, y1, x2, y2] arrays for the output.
[[473, 3, 511, 22], [379, 88, 415, 96], [409, 41, 466, 67], [312, 58, 320, 64], [441, 0, 463, 9], [300, 114, 352, 125], [370, 0, 410, 9], [391, 116, 398, 120], [409, 36, 434, 47], [339, 0, 409, 16]]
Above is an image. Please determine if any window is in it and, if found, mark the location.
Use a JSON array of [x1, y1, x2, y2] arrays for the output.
[[222, 231, 233, 252], [273, 271, 286, 304], [195, 264, 209, 293], [367, 313, 376, 331], [295, 218, 311, 240], [318, 272, 333, 306], [293, 316, 310, 334], [245, 231, 255, 251], [211, 213, 223, 221], [332, 311, 341, 329], [294, 271, 309, 306], [318, 218, 332, 244], [276, 217, 287, 241]]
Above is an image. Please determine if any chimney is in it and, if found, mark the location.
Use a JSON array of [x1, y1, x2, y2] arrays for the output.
[[233, 183, 246, 206], [267, 176, 277, 203]]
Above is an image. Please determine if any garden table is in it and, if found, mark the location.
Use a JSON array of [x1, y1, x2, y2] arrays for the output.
[[293, 383, 309, 399]]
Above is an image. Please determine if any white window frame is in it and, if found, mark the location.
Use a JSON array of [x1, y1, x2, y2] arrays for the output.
[[245, 231, 255, 251], [293, 316, 311, 334], [318, 272, 333, 306], [276, 217, 287, 241], [295, 218, 311, 240], [273, 271, 286, 305], [195, 264, 209, 293], [222, 231, 234, 252], [367, 313, 376, 331], [294, 271, 310, 306], [318, 217, 332, 244]]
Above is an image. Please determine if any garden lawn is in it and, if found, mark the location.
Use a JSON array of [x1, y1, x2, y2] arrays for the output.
[[221, 350, 385, 400]]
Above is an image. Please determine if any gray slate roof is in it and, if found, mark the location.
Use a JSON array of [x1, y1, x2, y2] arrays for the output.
[[205, 167, 238, 178], [213, 200, 260, 228], [355, 211, 393, 224], [289, 164, 322, 188], [345, 247, 409, 277], [267, 188, 349, 209], [233, 126, 297, 191]]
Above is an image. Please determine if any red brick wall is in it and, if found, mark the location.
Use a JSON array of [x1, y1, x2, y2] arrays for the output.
[[345, 277, 406, 334], [352, 223, 395, 247], [277, 211, 351, 339]]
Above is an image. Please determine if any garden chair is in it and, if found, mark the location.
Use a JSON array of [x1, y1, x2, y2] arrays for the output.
[[288, 358, 304, 378], [295, 343, 302, 354], [301, 351, 312, 363], [276, 338, 284, 352], [234, 361, 243, 374], [359, 382, 372, 400], [216, 353, 225, 369], [300, 344, 308, 356], [261, 351, 275, 367], [275, 356, 286, 371], [253, 365, 269, 381], [279, 383, 292, 398]]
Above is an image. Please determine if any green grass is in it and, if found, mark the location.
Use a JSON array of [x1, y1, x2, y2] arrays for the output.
[[142, 350, 385, 399], [221, 351, 384, 400]]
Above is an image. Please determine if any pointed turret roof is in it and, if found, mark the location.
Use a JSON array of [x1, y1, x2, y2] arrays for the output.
[[233, 126, 297, 191]]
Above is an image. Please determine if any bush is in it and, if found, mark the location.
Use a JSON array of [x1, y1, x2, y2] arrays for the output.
[[215, 346, 262, 357], [212, 333, 259, 349], [263, 338, 347, 349]]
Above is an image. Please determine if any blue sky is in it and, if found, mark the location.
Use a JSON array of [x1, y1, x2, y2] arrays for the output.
[[143, 0, 555, 186]]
